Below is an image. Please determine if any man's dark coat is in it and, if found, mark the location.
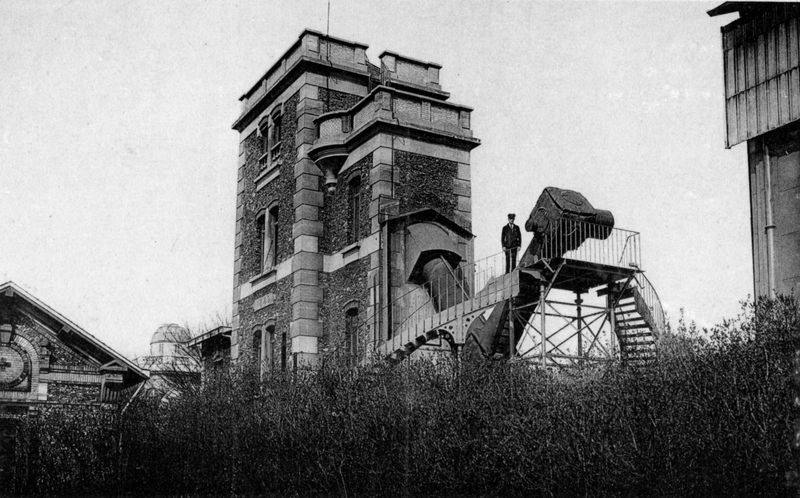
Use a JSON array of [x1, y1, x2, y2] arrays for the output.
[[502, 223, 522, 250]]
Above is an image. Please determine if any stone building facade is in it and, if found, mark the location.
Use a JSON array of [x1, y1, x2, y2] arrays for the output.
[[710, 3, 800, 299], [0, 281, 147, 412], [201, 30, 480, 370]]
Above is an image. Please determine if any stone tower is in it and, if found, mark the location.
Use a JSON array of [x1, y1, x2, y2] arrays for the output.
[[228, 30, 479, 370]]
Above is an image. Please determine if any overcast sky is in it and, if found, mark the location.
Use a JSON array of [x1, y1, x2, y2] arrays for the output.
[[1, 0, 746, 359]]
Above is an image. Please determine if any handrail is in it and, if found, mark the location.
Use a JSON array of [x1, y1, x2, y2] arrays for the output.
[[337, 251, 508, 357], [631, 272, 666, 337], [539, 219, 641, 269], [342, 220, 654, 360]]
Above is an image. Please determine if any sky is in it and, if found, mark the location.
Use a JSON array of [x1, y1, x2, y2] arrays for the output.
[[0, 0, 748, 359]]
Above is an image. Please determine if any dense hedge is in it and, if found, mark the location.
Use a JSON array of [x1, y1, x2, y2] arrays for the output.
[[8, 297, 800, 497]]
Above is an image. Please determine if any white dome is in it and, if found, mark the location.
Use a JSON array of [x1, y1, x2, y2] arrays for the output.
[[150, 323, 191, 345]]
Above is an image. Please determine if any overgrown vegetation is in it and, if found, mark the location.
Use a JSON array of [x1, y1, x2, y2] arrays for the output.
[[8, 297, 800, 497]]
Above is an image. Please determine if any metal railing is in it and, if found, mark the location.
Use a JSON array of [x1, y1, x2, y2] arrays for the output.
[[345, 221, 653, 360], [389, 251, 511, 336], [537, 219, 641, 270], [631, 272, 666, 337]]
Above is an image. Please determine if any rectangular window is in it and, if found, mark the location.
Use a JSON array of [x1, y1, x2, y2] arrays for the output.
[[270, 108, 283, 160], [256, 215, 266, 274], [348, 176, 361, 243], [267, 206, 279, 268]]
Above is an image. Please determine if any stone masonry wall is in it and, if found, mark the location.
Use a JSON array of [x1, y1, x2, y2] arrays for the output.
[[319, 258, 370, 354], [239, 93, 299, 284], [395, 150, 458, 218], [48, 383, 101, 404], [320, 153, 372, 254], [236, 277, 292, 368], [13, 312, 87, 369], [319, 88, 363, 113]]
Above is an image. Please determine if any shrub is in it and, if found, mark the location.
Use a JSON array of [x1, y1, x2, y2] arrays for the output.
[[8, 296, 799, 497]]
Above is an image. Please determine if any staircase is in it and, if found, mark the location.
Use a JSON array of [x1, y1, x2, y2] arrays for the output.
[[462, 295, 539, 360], [611, 275, 664, 365], [379, 268, 521, 361]]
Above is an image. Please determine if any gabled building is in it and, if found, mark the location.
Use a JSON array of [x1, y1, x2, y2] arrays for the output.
[[0, 281, 147, 414]]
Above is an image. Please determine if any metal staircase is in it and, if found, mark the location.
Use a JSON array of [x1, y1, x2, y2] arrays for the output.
[[612, 274, 664, 365], [363, 218, 666, 368]]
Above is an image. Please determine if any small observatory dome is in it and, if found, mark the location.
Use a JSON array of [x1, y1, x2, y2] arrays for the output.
[[150, 323, 191, 357]]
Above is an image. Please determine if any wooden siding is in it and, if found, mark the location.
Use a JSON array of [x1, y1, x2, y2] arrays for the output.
[[723, 5, 800, 147]]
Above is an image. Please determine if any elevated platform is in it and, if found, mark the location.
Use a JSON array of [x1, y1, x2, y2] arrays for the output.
[[370, 218, 665, 367], [533, 259, 638, 294]]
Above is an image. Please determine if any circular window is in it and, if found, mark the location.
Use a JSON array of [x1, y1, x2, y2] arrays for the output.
[[0, 343, 30, 389]]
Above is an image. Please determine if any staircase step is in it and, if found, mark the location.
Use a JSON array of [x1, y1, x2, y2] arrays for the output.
[[623, 350, 656, 357], [597, 286, 635, 299], [624, 354, 655, 360], [618, 332, 654, 339], [616, 326, 650, 333]]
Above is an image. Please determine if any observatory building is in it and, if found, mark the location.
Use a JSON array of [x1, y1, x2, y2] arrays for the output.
[[136, 324, 199, 398], [191, 30, 666, 373], [190, 29, 480, 371], [710, 3, 800, 299]]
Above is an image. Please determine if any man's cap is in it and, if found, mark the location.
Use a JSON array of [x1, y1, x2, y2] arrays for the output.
[[508, 213, 516, 219]]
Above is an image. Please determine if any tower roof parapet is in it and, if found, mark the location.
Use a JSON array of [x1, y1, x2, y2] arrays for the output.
[[233, 29, 454, 132]]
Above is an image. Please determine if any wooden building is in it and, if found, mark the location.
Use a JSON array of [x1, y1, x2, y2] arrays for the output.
[[710, 2, 800, 299]]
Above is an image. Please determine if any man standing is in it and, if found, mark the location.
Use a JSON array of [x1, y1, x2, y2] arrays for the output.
[[502, 213, 522, 273]]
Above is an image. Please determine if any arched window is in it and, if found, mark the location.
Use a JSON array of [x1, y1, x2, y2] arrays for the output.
[[348, 176, 361, 243], [253, 329, 262, 374], [264, 324, 275, 374], [345, 306, 359, 361]]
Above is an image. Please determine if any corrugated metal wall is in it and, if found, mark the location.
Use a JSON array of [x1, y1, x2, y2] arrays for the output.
[[723, 5, 800, 148]]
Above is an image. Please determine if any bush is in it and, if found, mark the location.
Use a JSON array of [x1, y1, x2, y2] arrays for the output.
[[9, 296, 800, 497]]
